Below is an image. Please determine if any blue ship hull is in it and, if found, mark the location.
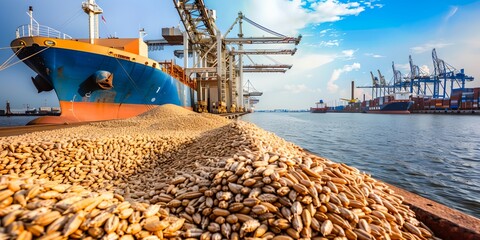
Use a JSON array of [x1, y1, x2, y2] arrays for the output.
[[366, 101, 413, 114], [13, 37, 196, 123]]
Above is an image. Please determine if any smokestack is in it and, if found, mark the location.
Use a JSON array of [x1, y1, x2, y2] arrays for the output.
[[351, 80, 354, 100]]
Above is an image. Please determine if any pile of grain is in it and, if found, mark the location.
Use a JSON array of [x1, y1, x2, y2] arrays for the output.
[[0, 105, 438, 239]]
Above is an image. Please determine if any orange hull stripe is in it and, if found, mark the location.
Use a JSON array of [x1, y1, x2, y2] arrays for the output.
[[28, 102, 192, 125]]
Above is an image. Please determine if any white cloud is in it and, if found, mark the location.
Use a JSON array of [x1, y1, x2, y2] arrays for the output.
[[444, 6, 458, 22], [243, 0, 379, 36], [327, 62, 361, 93], [290, 53, 336, 71], [284, 84, 308, 93], [340, 49, 356, 59], [309, 0, 366, 23], [319, 39, 341, 47], [394, 63, 410, 73], [362, 1, 383, 9], [283, 84, 322, 93], [319, 29, 332, 36], [420, 65, 430, 75], [289, 48, 357, 72], [365, 53, 385, 58], [410, 41, 452, 54]]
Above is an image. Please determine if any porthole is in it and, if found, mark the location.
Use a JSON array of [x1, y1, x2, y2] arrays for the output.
[[44, 40, 56, 46]]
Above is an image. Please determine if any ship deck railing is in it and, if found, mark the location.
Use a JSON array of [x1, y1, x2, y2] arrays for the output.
[[158, 60, 196, 89], [16, 24, 72, 40]]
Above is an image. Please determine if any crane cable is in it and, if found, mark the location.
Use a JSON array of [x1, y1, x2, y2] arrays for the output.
[[242, 16, 286, 38], [0, 46, 56, 72]]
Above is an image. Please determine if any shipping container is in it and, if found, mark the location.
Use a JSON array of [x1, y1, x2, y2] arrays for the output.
[[39, 107, 52, 113], [442, 99, 450, 109], [451, 88, 464, 97]]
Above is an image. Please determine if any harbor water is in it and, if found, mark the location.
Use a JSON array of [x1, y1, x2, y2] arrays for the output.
[[241, 112, 480, 219], [0, 116, 37, 127]]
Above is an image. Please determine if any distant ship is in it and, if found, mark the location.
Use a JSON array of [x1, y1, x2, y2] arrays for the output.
[[364, 92, 413, 114], [310, 99, 327, 113], [11, 1, 196, 124]]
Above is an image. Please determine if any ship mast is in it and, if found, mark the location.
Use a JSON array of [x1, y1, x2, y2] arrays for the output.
[[82, 0, 103, 44]]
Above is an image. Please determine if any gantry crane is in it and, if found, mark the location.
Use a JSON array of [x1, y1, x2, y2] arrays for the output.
[[223, 11, 300, 111], [358, 69, 394, 99], [243, 80, 263, 112], [167, 2, 300, 113], [406, 55, 438, 97], [432, 48, 474, 98], [358, 48, 474, 101], [403, 49, 474, 98], [392, 62, 411, 92]]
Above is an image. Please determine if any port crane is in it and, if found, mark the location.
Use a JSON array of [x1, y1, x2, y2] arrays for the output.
[[359, 70, 390, 99], [379, 69, 390, 95], [404, 49, 474, 99], [432, 48, 474, 98], [223, 11, 300, 111], [359, 48, 474, 101], [163, 1, 300, 113], [406, 55, 439, 97], [243, 80, 263, 112]]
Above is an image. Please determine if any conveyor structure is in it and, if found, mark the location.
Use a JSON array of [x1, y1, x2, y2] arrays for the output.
[[144, 2, 301, 113]]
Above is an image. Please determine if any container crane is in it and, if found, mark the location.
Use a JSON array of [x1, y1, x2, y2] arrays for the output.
[[243, 80, 263, 112], [392, 62, 408, 92], [432, 48, 474, 98], [359, 48, 474, 104], [407, 55, 438, 97], [224, 12, 300, 111], [378, 69, 389, 95], [169, 1, 301, 113], [369, 71, 380, 98], [358, 70, 396, 99]]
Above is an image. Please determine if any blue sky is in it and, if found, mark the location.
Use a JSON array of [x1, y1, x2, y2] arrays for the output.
[[0, 0, 479, 110]]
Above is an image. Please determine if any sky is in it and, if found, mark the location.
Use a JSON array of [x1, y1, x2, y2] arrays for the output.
[[0, 0, 479, 111]]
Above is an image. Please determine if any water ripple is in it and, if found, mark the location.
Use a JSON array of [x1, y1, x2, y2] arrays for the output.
[[241, 112, 480, 218]]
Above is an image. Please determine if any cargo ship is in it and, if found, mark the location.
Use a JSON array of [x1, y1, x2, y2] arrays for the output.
[[10, 1, 196, 124], [310, 100, 327, 113], [363, 92, 413, 114]]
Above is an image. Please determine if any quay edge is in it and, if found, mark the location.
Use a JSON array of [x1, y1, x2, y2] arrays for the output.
[[386, 183, 480, 240]]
